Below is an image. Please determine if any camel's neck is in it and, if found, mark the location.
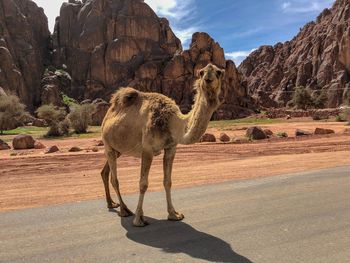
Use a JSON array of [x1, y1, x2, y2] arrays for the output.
[[180, 89, 218, 145]]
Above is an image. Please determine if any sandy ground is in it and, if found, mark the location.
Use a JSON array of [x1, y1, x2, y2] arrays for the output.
[[1, 121, 350, 211]]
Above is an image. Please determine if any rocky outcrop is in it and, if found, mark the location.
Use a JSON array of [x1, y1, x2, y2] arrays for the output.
[[0, 0, 50, 110], [52, 0, 254, 119], [240, 0, 350, 108]]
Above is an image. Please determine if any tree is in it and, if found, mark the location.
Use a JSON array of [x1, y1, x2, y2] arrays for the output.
[[0, 94, 29, 134], [68, 104, 94, 134], [36, 104, 66, 136], [292, 86, 313, 110]]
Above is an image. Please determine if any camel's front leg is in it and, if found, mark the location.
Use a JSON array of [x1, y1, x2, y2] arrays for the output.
[[133, 151, 153, 227], [163, 146, 184, 221]]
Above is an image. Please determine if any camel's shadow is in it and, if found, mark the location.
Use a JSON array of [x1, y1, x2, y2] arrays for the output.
[[120, 216, 252, 263]]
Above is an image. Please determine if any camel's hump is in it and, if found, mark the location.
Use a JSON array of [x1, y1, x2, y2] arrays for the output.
[[111, 87, 139, 107]]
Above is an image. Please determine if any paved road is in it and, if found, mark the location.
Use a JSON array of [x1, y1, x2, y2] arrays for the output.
[[1, 166, 350, 263]]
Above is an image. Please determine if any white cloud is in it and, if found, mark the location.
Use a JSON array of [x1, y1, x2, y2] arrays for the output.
[[225, 48, 257, 65], [145, 0, 195, 21], [281, 0, 334, 13], [145, 0, 198, 47]]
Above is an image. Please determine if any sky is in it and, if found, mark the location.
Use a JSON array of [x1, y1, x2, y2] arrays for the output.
[[33, 0, 335, 65]]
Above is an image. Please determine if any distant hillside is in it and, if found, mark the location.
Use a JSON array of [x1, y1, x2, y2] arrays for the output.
[[240, 0, 350, 108]]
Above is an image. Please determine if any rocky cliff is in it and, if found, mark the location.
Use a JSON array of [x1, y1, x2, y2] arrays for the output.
[[51, 0, 253, 119], [0, 0, 50, 110], [240, 0, 350, 108]]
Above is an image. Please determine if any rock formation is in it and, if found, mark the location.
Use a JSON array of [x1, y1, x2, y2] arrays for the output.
[[240, 0, 350, 108], [52, 0, 254, 119], [0, 0, 50, 110]]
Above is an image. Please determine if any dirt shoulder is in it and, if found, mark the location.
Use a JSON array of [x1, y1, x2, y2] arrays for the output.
[[1, 121, 350, 211]]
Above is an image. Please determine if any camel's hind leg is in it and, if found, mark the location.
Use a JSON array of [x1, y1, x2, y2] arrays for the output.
[[106, 150, 133, 217], [101, 161, 119, 209], [163, 146, 184, 221], [133, 151, 153, 227]]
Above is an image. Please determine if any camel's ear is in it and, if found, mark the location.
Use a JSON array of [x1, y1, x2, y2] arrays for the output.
[[197, 69, 204, 78], [216, 69, 225, 79]]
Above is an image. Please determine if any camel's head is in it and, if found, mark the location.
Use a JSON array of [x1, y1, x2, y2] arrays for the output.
[[196, 63, 225, 105]]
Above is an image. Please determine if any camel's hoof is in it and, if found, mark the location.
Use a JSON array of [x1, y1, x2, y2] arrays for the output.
[[168, 211, 185, 221], [133, 216, 149, 227], [117, 206, 134, 217], [107, 202, 120, 209]]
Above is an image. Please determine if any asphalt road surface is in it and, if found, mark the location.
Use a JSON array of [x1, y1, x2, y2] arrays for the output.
[[1, 166, 350, 263]]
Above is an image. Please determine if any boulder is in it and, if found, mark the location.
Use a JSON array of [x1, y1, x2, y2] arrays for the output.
[[264, 129, 274, 136], [219, 133, 230, 142], [12, 135, 35, 150], [199, 133, 216, 143], [45, 146, 59, 154], [69, 146, 82, 152], [246, 126, 267, 140], [34, 141, 46, 149], [314, 128, 335, 135], [32, 119, 47, 127], [0, 139, 11, 150], [295, 129, 312, 136]]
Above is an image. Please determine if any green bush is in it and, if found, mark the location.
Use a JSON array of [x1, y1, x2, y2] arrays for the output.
[[59, 118, 70, 136], [61, 93, 77, 107], [36, 104, 66, 137], [0, 94, 29, 134], [68, 104, 94, 134], [293, 86, 313, 110], [276, 132, 288, 138], [313, 90, 328, 109]]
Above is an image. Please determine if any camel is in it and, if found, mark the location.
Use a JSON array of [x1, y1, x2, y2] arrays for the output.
[[101, 63, 225, 227]]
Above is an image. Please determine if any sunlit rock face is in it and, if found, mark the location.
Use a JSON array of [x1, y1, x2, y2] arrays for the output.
[[52, 0, 254, 119], [0, 0, 50, 110], [240, 0, 350, 108]]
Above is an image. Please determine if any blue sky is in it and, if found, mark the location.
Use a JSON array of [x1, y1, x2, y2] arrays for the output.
[[33, 0, 335, 65]]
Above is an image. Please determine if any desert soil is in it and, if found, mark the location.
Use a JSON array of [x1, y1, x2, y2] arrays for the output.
[[1, 121, 350, 211]]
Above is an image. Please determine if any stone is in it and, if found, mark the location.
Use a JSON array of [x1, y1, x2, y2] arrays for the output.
[[0, 139, 11, 150], [92, 147, 99, 152], [295, 129, 312, 136], [240, 0, 350, 108], [34, 141, 46, 149], [45, 146, 59, 154], [12, 135, 35, 150], [96, 140, 104, 146], [314, 128, 335, 135], [232, 137, 250, 144], [264, 129, 274, 136], [219, 133, 230, 142], [69, 146, 82, 152], [246, 126, 267, 140], [199, 133, 216, 143], [32, 119, 47, 127]]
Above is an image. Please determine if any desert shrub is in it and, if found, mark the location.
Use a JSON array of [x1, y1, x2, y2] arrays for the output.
[[313, 90, 328, 109], [286, 100, 295, 108], [59, 118, 70, 136], [68, 104, 94, 134], [0, 94, 29, 134], [335, 114, 344, 122], [293, 86, 313, 110], [36, 104, 66, 136], [276, 132, 288, 138], [340, 107, 350, 124], [61, 93, 77, 107]]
